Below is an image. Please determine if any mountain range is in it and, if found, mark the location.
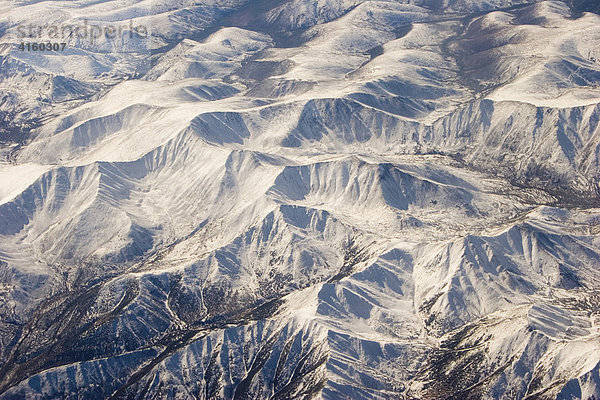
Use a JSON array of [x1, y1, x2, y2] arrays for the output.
[[0, 0, 600, 398]]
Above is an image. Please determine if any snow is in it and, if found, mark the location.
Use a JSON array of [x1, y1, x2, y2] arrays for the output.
[[1, 0, 600, 398], [0, 163, 51, 205]]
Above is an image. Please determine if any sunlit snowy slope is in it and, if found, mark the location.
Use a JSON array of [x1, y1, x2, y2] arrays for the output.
[[1, 0, 600, 399]]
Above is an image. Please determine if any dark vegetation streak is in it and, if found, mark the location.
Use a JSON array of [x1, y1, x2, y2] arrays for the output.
[[441, 152, 600, 208], [233, 332, 280, 399], [271, 341, 329, 400], [0, 280, 139, 395], [204, 343, 224, 399], [108, 329, 205, 399], [439, 2, 534, 96], [108, 297, 288, 399], [328, 236, 373, 283]]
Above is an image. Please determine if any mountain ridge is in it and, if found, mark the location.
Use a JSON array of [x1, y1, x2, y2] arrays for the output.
[[1, 0, 600, 399]]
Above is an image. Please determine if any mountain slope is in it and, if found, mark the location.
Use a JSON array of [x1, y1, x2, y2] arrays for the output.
[[1, 0, 600, 399]]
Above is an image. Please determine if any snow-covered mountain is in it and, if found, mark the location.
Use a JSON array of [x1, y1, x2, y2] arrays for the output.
[[1, 0, 600, 399]]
